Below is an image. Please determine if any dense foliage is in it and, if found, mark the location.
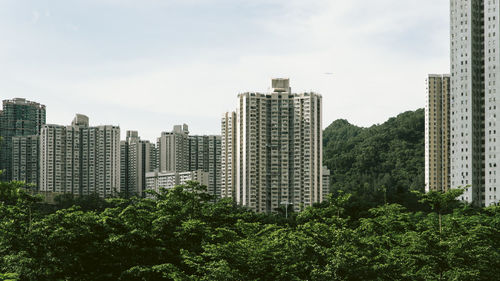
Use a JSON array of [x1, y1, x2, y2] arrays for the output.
[[323, 109, 425, 213], [0, 180, 499, 281]]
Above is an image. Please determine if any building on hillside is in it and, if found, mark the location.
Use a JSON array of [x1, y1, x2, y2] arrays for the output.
[[0, 98, 45, 181], [223, 78, 323, 213], [322, 166, 331, 200], [449, 0, 500, 206], [11, 135, 40, 188], [425, 74, 451, 193], [39, 114, 120, 198]]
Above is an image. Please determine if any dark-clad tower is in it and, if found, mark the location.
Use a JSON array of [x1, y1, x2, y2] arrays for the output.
[[0, 98, 46, 181]]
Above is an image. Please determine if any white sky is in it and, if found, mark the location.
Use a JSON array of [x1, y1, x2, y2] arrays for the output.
[[0, 0, 450, 141]]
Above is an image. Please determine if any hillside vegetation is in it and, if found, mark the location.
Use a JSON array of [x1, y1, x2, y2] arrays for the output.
[[323, 109, 425, 212]]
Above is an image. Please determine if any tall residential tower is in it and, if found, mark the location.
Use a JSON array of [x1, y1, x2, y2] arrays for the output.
[[157, 124, 190, 172], [11, 135, 40, 187], [39, 114, 121, 198], [425, 75, 451, 193], [225, 78, 323, 213], [221, 111, 237, 200], [0, 98, 46, 181], [450, 0, 500, 206], [120, 131, 156, 197], [189, 135, 221, 200]]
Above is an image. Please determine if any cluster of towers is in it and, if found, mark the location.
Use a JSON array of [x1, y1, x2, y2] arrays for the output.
[[0, 78, 329, 212], [425, 0, 500, 207]]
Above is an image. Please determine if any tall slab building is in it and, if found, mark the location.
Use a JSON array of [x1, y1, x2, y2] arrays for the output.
[[449, 0, 500, 206], [39, 114, 121, 198], [223, 78, 323, 213], [322, 166, 331, 200], [11, 135, 40, 187], [0, 98, 45, 181], [156, 124, 222, 199], [189, 135, 221, 200], [221, 111, 237, 200], [120, 131, 156, 197], [425, 75, 451, 193], [157, 124, 190, 172]]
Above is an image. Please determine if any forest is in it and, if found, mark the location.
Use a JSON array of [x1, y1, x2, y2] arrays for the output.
[[0, 109, 499, 280], [0, 180, 499, 280], [323, 108, 426, 214]]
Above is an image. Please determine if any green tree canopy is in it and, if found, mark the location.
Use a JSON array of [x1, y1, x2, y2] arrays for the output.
[[0, 181, 498, 280]]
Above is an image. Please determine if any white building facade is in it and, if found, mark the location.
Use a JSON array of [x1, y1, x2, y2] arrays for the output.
[[145, 170, 209, 194], [225, 78, 324, 213], [450, 0, 500, 206], [11, 135, 40, 187], [157, 124, 190, 173], [120, 131, 156, 197], [39, 114, 121, 198], [221, 111, 237, 200]]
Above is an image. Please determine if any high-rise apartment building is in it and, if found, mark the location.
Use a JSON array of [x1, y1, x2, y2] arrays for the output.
[[120, 131, 156, 197], [450, 0, 500, 206], [221, 111, 237, 200], [157, 124, 190, 172], [322, 166, 331, 200], [189, 135, 221, 200], [148, 143, 158, 173], [39, 114, 121, 198], [11, 135, 40, 187], [0, 98, 46, 181], [425, 75, 451, 193], [227, 78, 323, 213], [156, 124, 221, 198]]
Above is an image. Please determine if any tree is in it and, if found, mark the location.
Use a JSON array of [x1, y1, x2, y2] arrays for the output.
[[1, 178, 499, 280], [414, 188, 465, 237], [0, 273, 18, 281]]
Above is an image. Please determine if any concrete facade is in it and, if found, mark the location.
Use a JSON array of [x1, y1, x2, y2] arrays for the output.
[[39, 114, 121, 198], [11, 135, 40, 188], [145, 169, 209, 194], [322, 166, 331, 201], [189, 135, 221, 200], [0, 98, 45, 181], [157, 124, 190, 173], [450, 0, 500, 206], [231, 78, 323, 213], [221, 111, 237, 200], [120, 131, 156, 197], [425, 75, 451, 193]]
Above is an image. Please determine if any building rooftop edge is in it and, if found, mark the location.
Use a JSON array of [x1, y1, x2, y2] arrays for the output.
[[237, 92, 322, 98], [2, 98, 46, 108]]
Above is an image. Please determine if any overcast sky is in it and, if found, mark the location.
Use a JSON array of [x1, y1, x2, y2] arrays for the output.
[[0, 0, 449, 141]]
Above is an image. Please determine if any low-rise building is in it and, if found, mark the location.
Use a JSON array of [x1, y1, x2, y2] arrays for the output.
[[145, 169, 209, 194]]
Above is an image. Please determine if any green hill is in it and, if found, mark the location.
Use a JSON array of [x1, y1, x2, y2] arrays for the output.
[[323, 108, 425, 210]]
